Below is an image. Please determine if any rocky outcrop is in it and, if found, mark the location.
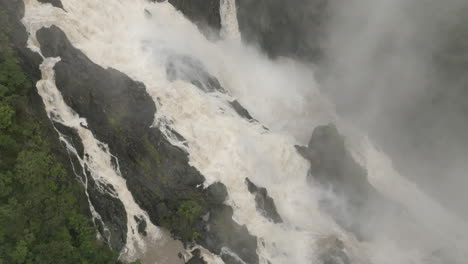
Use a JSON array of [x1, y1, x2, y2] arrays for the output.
[[296, 124, 383, 239], [166, 55, 225, 93], [245, 178, 282, 223], [36, 25, 258, 263], [0, 0, 42, 79], [37, 0, 64, 9], [235, 0, 328, 62], [186, 249, 207, 264], [167, 0, 221, 37], [87, 174, 128, 251], [200, 205, 258, 264], [166, 54, 255, 121], [230, 100, 254, 120]]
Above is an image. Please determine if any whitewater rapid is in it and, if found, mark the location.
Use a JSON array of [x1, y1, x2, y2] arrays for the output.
[[22, 0, 468, 263]]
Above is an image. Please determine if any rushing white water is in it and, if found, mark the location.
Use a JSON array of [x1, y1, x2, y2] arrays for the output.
[[23, 0, 468, 263], [220, 0, 241, 41], [36, 56, 162, 261]]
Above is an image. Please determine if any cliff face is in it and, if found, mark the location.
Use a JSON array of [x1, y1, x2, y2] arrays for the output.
[[35, 24, 258, 264], [0, 0, 117, 262], [235, 0, 328, 62], [168, 0, 221, 38], [0, 0, 259, 263]]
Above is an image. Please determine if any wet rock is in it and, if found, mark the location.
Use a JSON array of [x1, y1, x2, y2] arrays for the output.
[[206, 182, 228, 204], [36, 26, 258, 262], [53, 121, 85, 158], [37, 0, 64, 10], [221, 253, 244, 264], [186, 249, 207, 264], [230, 100, 254, 120], [134, 216, 148, 236], [168, 0, 221, 36], [236, 0, 328, 62], [0, 0, 43, 78], [166, 55, 225, 93], [245, 178, 283, 223], [297, 124, 384, 239], [87, 171, 127, 251], [200, 205, 258, 264]]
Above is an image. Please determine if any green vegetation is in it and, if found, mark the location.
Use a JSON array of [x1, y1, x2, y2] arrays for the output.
[[160, 200, 202, 241], [0, 8, 119, 264]]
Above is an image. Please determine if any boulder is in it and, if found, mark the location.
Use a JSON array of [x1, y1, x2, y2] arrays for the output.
[[37, 0, 64, 10], [166, 54, 225, 93], [245, 178, 282, 223], [296, 124, 383, 239]]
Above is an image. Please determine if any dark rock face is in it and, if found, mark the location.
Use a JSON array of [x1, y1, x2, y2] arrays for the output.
[[221, 253, 244, 264], [168, 0, 221, 35], [87, 174, 128, 251], [200, 205, 258, 264], [186, 249, 207, 264], [245, 178, 282, 223], [0, 0, 42, 79], [296, 124, 383, 239], [37, 0, 64, 9], [167, 55, 225, 93], [36, 25, 258, 263], [53, 122, 85, 158], [230, 100, 254, 121], [236, 0, 328, 62], [206, 182, 228, 204]]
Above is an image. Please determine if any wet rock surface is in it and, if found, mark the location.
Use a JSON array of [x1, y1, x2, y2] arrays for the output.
[[0, 0, 42, 78], [168, 0, 221, 36], [53, 122, 85, 158], [37, 0, 64, 9], [87, 172, 128, 251], [235, 0, 328, 62], [230, 100, 254, 121], [245, 178, 282, 223], [36, 25, 258, 263], [186, 249, 207, 264], [200, 205, 258, 264], [167, 55, 225, 93], [297, 124, 384, 239]]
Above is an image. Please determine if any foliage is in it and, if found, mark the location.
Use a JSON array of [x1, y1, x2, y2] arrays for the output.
[[160, 200, 202, 241], [0, 8, 119, 264]]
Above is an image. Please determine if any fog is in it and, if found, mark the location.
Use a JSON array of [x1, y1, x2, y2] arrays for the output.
[[319, 0, 468, 222]]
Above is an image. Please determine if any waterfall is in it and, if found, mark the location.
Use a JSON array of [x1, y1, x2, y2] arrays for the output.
[[220, 0, 241, 41], [27, 32, 162, 264], [22, 0, 468, 263]]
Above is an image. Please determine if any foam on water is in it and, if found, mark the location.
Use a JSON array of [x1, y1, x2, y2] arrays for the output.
[[22, 0, 468, 263]]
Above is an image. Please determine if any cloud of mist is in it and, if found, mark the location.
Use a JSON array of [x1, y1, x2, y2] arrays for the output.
[[142, 1, 468, 262], [319, 0, 468, 222]]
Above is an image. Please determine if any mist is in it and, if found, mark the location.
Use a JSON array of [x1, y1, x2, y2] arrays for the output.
[[319, 0, 468, 223], [141, 0, 468, 262]]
